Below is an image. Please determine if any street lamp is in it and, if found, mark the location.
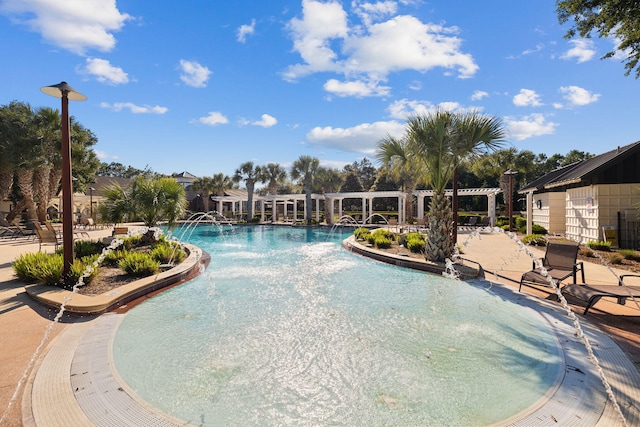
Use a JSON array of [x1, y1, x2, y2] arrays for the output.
[[89, 187, 95, 220], [41, 82, 87, 284], [503, 169, 518, 232]]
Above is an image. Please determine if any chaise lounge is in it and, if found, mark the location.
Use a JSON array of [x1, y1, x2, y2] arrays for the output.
[[519, 241, 585, 291], [562, 274, 640, 314]]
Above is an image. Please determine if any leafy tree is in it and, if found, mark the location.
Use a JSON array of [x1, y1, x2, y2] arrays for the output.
[[233, 161, 264, 220], [100, 176, 186, 227], [342, 158, 377, 191], [557, 0, 640, 78], [97, 162, 155, 178], [290, 155, 320, 224]]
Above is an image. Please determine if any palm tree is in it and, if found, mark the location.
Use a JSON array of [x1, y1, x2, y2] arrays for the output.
[[315, 167, 344, 224], [290, 155, 320, 224], [233, 161, 263, 221], [450, 111, 505, 242], [376, 135, 421, 224], [191, 176, 217, 212], [261, 162, 287, 195], [406, 110, 505, 262], [100, 176, 186, 227]]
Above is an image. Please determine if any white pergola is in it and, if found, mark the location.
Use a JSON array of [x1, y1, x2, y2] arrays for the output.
[[324, 191, 407, 224], [211, 188, 502, 225], [414, 188, 502, 226]]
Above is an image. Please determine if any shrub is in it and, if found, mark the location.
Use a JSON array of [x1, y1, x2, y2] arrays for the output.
[[587, 240, 612, 251], [371, 228, 394, 239], [373, 235, 392, 249], [531, 224, 547, 234], [406, 234, 425, 253], [618, 249, 640, 261], [120, 235, 143, 250], [102, 249, 129, 266], [13, 252, 58, 283], [151, 241, 186, 264], [515, 216, 527, 229], [12, 252, 99, 287], [608, 253, 624, 264], [521, 234, 548, 246], [74, 239, 106, 258], [353, 227, 370, 240], [118, 252, 160, 276]]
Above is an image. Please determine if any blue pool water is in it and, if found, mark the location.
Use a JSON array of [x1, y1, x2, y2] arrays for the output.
[[113, 225, 562, 426]]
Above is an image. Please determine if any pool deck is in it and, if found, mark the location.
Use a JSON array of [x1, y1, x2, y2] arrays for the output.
[[1, 225, 639, 426]]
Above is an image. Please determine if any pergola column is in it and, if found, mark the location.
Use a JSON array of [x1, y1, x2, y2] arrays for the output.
[[417, 194, 425, 219], [487, 193, 496, 226]]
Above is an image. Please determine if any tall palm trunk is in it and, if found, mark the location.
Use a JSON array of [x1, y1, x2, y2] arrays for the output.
[[425, 189, 454, 262], [33, 165, 51, 222], [16, 169, 37, 221]]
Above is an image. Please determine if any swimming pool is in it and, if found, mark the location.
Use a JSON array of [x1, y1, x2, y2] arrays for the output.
[[112, 225, 562, 426]]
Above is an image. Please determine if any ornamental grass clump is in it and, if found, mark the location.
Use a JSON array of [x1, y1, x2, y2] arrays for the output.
[[618, 249, 640, 261], [118, 252, 160, 276], [150, 240, 186, 265], [13, 252, 99, 287]]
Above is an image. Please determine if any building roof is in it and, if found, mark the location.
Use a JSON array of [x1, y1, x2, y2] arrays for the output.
[[519, 140, 640, 193]]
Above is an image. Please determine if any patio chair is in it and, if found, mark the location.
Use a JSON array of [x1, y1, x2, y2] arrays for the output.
[[562, 274, 640, 314], [519, 241, 584, 292], [34, 227, 60, 251]]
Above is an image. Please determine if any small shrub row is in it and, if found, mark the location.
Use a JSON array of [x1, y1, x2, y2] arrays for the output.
[[587, 240, 612, 251]]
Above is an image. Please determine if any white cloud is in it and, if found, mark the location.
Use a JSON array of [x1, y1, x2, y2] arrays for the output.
[[352, 0, 397, 26], [179, 59, 212, 88], [283, 1, 478, 96], [307, 120, 405, 154], [561, 39, 596, 63], [100, 102, 168, 114], [471, 90, 488, 101], [93, 149, 118, 160], [323, 78, 390, 97], [0, 0, 131, 55], [504, 113, 557, 140], [559, 85, 600, 106], [513, 89, 543, 107], [252, 114, 278, 127], [78, 58, 128, 85], [386, 98, 471, 120], [237, 19, 256, 43], [197, 111, 229, 126]]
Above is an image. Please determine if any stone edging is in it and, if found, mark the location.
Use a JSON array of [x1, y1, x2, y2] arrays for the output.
[[343, 235, 483, 279], [24, 243, 206, 315]]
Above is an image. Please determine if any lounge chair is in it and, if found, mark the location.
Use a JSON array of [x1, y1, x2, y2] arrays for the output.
[[519, 241, 585, 291], [35, 227, 60, 251], [562, 274, 640, 314]]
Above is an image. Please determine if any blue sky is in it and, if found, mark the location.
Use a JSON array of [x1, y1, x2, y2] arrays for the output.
[[1, 0, 639, 179]]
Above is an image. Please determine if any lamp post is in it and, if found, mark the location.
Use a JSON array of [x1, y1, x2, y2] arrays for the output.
[[503, 169, 518, 232], [41, 82, 87, 283], [89, 187, 95, 220]]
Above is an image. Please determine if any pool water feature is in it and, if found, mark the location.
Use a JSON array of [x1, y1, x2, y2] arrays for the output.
[[113, 225, 562, 426]]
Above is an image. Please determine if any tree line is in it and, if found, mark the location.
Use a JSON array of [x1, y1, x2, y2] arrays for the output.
[[1, 100, 593, 231]]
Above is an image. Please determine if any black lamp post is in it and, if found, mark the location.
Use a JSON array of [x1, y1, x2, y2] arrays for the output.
[[41, 82, 87, 283], [503, 169, 518, 231]]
